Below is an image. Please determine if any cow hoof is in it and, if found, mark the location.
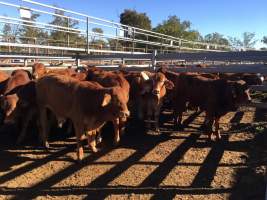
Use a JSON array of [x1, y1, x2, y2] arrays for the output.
[[45, 141, 50, 149], [155, 128, 160, 133], [174, 125, 184, 131], [209, 134, 216, 141], [91, 147, 98, 153], [113, 141, 120, 146]]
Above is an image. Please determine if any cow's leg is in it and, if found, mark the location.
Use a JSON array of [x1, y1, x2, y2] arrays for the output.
[[16, 108, 35, 144], [119, 117, 127, 136], [173, 101, 185, 130], [112, 118, 120, 145], [146, 105, 152, 130], [206, 117, 216, 141], [38, 107, 49, 148], [87, 130, 98, 153], [214, 117, 221, 140], [73, 122, 84, 161], [154, 106, 160, 132]]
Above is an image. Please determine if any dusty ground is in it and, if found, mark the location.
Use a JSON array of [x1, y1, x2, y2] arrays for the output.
[[0, 106, 266, 200]]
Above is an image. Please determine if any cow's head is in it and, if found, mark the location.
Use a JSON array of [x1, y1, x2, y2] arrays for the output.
[[102, 86, 130, 119], [151, 72, 174, 98], [32, 63, 46, 79], [0, 94, 19, 124], [140, 72, 174, 98], [230, 80, 251, 107]]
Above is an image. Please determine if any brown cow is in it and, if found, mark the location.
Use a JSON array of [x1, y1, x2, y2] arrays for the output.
[[173, 73, 251, 140], [85, 66, 130, 143], [0, 70, 33, 139], [0, 81, 37, 144], [122, 70, 173, 131], [0, 70, 31, 112], [32, 63, 77, 79], [36, 74, 129, 161], [139, 72, 174, 131]]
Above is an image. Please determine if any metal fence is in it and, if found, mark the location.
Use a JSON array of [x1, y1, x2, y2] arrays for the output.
[[0, 0, 235, 57]]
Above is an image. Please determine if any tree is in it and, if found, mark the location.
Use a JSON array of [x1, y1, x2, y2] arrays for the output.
[[90, 27, 106, 48], [153, 15, 199, 40], [229, 32, 257, 50], [204, 32, 229, 45], [262, 36, 267, 45], [19, 13, 47, 42], [120, 9, 151, 30], [49, 9, 83, 46]]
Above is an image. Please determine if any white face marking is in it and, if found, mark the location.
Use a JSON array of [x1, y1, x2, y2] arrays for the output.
[[260, 76, 264, 82], [140, 71, 150, 81]]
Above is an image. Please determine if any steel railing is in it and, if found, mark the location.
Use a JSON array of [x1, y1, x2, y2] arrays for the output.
[[0, 0, 235, 56]]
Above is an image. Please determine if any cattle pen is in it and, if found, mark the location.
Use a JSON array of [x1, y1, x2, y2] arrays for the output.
[[1, 0, 267, 200]]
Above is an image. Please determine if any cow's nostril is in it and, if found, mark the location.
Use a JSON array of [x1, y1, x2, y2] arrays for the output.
[[152, 90, 160, 95]]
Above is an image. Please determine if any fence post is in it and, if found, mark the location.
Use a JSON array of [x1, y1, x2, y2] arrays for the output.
[[67, 17, 70, 47], [152, 49, 157, 69], [121, 58, 125, 65], [24, 58, 28, 67], [86, 17, 89, 54], [76, 54, 80, 67]]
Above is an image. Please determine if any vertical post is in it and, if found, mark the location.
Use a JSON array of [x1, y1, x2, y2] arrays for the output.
[[86, 17, 89, 54], [132, 28, 135, 53], [161, 36, 163, 53], [24, 58, 28, 67], [76, 54, 80, 67], [179, 39, 182, 52], [152, 49, 157, 69], [115, 28, 118, 51], [67, 17, 70, 47], [122, 58, 125, 65], [146, 35, 148, 53]]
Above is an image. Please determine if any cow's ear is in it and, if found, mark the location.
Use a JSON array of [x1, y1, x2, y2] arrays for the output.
[[164, 80, 174, 90], [140, 71, 150, 81], [101, 93, 112, 107]]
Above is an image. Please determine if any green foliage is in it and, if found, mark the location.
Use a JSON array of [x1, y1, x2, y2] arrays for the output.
[[92, 28, 103, 34], [204, 32, 229, 45], [19, 13, 48, 41], [229, 32, 257, 49], [49, 9, 83, 46], [153, 15, 200, 41], [262, 36, 267, 45], [120, 9, 152, 30]]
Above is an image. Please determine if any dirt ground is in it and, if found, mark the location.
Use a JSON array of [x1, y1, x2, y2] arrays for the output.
[[0, 105, 266, 200]]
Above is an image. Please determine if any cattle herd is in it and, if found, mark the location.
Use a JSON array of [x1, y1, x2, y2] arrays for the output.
[[0, 63, 264, 162]]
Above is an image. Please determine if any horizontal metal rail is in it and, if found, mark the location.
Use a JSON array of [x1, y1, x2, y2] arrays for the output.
[[0, 0, 234, 55], [156, 51, 267, 62], [21, 0, 231, 49]]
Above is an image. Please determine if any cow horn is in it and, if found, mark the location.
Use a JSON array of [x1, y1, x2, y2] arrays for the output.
[[140, 71, 150, 81]]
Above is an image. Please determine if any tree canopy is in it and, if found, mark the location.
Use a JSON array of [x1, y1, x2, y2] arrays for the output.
[[229, 32, 257, 49], [120, 9, 152, 30], [153, 15, 201, 41], [204, 32, 229, 45]]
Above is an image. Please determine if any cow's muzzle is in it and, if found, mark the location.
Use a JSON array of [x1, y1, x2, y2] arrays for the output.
[[152, 90, 160, 95], [119, 110, 130, 118]]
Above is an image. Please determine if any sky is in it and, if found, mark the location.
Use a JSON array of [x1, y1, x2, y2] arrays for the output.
[[1, 0, 267, 49]]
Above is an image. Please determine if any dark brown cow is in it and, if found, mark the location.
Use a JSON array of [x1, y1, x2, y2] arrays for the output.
[[0, 70, 33, 138], [122, 70, 173, 131], [36, 74, 130, 161], [173, 73, 251, 140], [85, 66, 130, 143], [139, 72, 174, 131], [0, 81, 37, 144], [219, 73, 264, 85]]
